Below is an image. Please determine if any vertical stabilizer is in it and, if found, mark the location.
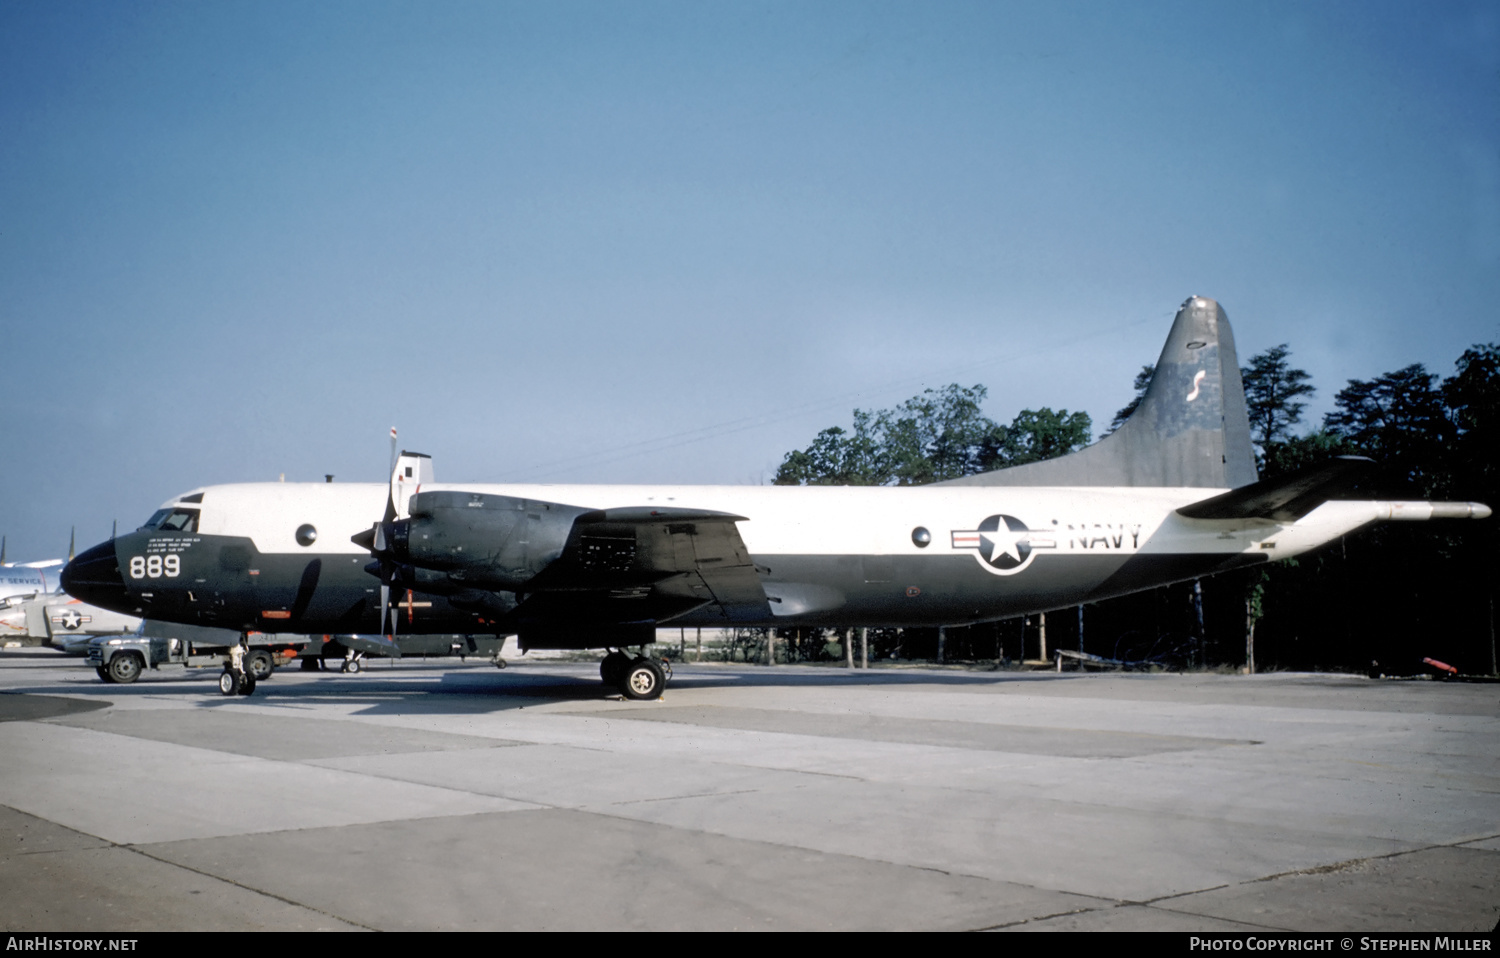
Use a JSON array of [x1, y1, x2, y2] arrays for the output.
[[939, 296, 1258, 489]]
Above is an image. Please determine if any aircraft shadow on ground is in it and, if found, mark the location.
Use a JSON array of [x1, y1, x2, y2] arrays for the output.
[[3, 661, 1090, 717]]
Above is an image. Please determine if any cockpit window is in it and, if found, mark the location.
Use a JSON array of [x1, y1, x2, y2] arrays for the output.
[[159, 509, 199, 532], [140, 509, 172, 531], [140, 508, 199, 533]]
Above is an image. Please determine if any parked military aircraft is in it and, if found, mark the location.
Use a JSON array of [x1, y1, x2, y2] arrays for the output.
[[61, 297, 1491, 698], [0, 550, 63, 603], [0, 591, 140, 652]]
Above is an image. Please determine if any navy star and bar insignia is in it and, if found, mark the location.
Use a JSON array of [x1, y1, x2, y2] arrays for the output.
[[951, 515, 1056, 575]]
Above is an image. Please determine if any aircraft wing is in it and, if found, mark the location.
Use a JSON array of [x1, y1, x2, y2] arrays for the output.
[[1177, 456, 1374, 522], [516, 506, 772, 627]]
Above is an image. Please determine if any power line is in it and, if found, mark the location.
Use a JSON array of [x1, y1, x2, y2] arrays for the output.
[[500, 311, 1163, 481]]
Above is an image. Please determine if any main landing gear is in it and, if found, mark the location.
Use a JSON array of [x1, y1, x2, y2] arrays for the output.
[[599, 649, 671, 700]]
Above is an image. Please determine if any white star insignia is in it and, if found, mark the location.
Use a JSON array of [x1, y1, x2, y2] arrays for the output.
[[981, 527, 1026, 563]]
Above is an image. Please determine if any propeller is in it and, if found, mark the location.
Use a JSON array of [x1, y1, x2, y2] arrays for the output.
[[353, 430, 435, 638], [379, 427, 399, 636], [68, 527, 75, 563], [1, 535, 6, 566]]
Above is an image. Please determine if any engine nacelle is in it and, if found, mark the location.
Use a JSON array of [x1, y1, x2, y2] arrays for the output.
[[382, 491, 594, 591]]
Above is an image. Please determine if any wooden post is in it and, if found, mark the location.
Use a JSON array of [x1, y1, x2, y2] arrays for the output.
[[1245, 593, 1256, 675], [1192, 579, 1206, 668], [679, 627, 685, 661], [845, 627, 854, 669], [1039, 612, 1048, 662], [860, 627, 869, 669], [766, 629, 775, 666], [696, 627, 702, 663]]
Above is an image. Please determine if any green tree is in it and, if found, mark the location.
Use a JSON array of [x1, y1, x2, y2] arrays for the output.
[[881, 384, 1006, 485], [1325, 363, 1453, 495], [773, 409, 888, 486], [1242, 344, 1316, 450], [1260, 429, 1355, 479], [1106, 365, 1154, 435], [1442, 343, 1500, 498], [774, 385, 1089, 486], [987, 408, 1092, 467]]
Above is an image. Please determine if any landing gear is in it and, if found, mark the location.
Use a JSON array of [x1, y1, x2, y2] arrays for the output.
[[600, 649, 668, 698], [620, 657, 665, 700], [218, 668, 255, 696], [219, 635, 257, 696], [340, 650, 362, 674], [600, 650, 631, 686], [246, 650, 274, 681]]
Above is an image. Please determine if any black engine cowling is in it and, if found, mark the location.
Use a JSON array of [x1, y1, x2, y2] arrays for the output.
[[379, 491, 594, 591]]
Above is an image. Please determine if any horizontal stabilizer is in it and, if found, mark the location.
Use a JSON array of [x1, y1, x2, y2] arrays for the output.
[[1177, 457, 1374, 522]]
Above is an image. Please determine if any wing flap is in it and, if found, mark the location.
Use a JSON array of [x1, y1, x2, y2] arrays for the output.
[[512, 507, 771, 628]]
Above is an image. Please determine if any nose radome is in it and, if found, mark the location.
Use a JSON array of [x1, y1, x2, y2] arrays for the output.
[[60, 540, 129, 610]]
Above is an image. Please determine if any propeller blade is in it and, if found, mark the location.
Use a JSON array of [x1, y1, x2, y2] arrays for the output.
[[68, 527, 75, 562], [1, 535, 6, 565], [383, 428, 399, 523]]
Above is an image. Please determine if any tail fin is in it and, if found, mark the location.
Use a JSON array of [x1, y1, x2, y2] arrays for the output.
[[939, 296, 1258, 489]]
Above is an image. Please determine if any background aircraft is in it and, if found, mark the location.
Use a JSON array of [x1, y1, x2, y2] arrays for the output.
[[0, 549, 63, 604], [61, 298, 1490, 699], [0, 592, 140, 652]]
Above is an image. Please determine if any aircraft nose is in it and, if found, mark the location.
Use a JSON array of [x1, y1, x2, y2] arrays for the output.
[[61, 541, 128, 609]]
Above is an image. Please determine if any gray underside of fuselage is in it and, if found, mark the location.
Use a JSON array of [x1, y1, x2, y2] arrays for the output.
[[114, 534, 1267, 648]]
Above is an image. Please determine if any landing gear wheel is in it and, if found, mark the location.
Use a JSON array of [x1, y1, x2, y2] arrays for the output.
[[600, 650, 630, 685], [246, 650, 274, 681], [107, 654, 142, 684], [620, 657, 665, 700], [218, 669, 238, 696], [342, 657, 361, 674], [493, 658, 507, 670], [237, 673, 257, 696], [96, 666, 114, 684]]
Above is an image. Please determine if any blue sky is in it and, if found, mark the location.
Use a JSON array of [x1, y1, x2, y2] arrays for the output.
[[3, 0, 1497, 559]]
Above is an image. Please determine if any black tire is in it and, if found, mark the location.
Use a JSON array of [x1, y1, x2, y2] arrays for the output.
[[96, 666, 115, 684], [600, 650, 630, 685], [107, 653, 142, 684], [246, 650, 274, 681], [219, 670, 238, 696], [620, 658, 664, 700], [343, 658, 361, 674], [237, 672, 256, 696]]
